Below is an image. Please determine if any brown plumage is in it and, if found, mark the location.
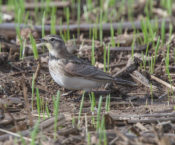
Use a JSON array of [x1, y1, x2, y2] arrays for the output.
[[39, 35, 136, 90]]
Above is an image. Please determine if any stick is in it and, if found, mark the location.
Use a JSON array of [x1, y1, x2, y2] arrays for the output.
[[130, 70, 158, 91], [1, 1, 70, 11], [0, 18, 171, 37], [113, 57, 140, 77], [33, 59, 41, 83], [0, 128, 32, 142], [151, 75, 175, 91], [127, 117, 175, 124], [0, 114, 65, 141], [110, 44, 150, 51]]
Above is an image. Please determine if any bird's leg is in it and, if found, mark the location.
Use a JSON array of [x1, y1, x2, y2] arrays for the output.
[[61, 90, 77, 97], [73, 90, 91, 102], [91, 90, 112, 97], [105, 82, 113, 90]]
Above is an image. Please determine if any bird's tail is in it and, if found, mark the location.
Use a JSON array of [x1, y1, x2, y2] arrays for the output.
[[114, 77, 137, 87]]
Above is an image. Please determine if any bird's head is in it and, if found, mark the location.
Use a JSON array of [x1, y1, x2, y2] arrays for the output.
[[40, 35, 68, 58]]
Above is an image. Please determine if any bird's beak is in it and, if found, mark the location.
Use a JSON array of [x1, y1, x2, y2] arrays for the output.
[[36, 38, 53, 51], [36, 38, 47, 44], [41, 38, 48, 43]]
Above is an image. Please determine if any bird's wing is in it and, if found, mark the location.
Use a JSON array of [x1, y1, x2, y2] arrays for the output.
[[64, 60, 113, 81]]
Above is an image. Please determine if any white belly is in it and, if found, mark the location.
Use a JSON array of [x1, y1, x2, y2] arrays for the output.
[[50, 71, 101, 90], [49, 62, 101, 90]]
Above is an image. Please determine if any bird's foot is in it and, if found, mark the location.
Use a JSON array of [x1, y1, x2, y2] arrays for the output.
[[61, 90, 76, 97]]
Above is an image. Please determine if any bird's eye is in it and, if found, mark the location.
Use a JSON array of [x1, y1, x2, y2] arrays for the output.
[[50, 38, 55, 42]]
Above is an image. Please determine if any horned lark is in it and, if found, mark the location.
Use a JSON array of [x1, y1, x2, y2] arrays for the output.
[[39, 35, 135, 91]]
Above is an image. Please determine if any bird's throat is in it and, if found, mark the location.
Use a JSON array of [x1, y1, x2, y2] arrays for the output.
[[49, 54, 59, 60]]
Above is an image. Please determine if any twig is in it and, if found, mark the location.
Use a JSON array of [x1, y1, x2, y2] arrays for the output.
[[110, 44, 151, 52], [107, 111, 175, 125], [113, 57, 140, 77], [1, 1, 70, 11], [130, 70, 158, 91], [127, 117, 175, 124], [0, 128, 32, 142], [151, 75, 175, 91], [0, 18, 171, 37], [57, 127, 79, 136], [0, 114, 65, 141], [31, 113, 49, 118], [2, 106, 19, 132], [0, 117, 25, 126], [61, 135, 83, 144], [33, 59, 41, 83], [109, 111, 175, 119]]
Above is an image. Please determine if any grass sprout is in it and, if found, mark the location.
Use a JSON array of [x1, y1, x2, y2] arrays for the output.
[[42, 11, 45, 37], [30, 121, 39, 145], [36, 88, 41, 118], [103, 45, 107, 72], [53, 91, 61, 139], [96, 96, 102, 130], [78, 92, 85, 126], [30, 34, 39, 60], [89, 92, 96, 126], [77, 0, 81, 36], [31, 74, 35, 111], [91, 37, 95, 65], [110, 24, 115, 47], [105, 94, 110, 112], [51, 7, 56, 34]]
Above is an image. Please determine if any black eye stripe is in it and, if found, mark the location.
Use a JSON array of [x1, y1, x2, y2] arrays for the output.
[[49, 38, 62, 42], [50, 38, 55, 41]]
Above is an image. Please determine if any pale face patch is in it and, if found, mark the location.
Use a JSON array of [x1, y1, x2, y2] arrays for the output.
[[45, 43, 53, 51], [45, 43, 58, 57]]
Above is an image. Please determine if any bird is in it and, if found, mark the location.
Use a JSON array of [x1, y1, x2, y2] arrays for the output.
[[38, 35, 136, 91]]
